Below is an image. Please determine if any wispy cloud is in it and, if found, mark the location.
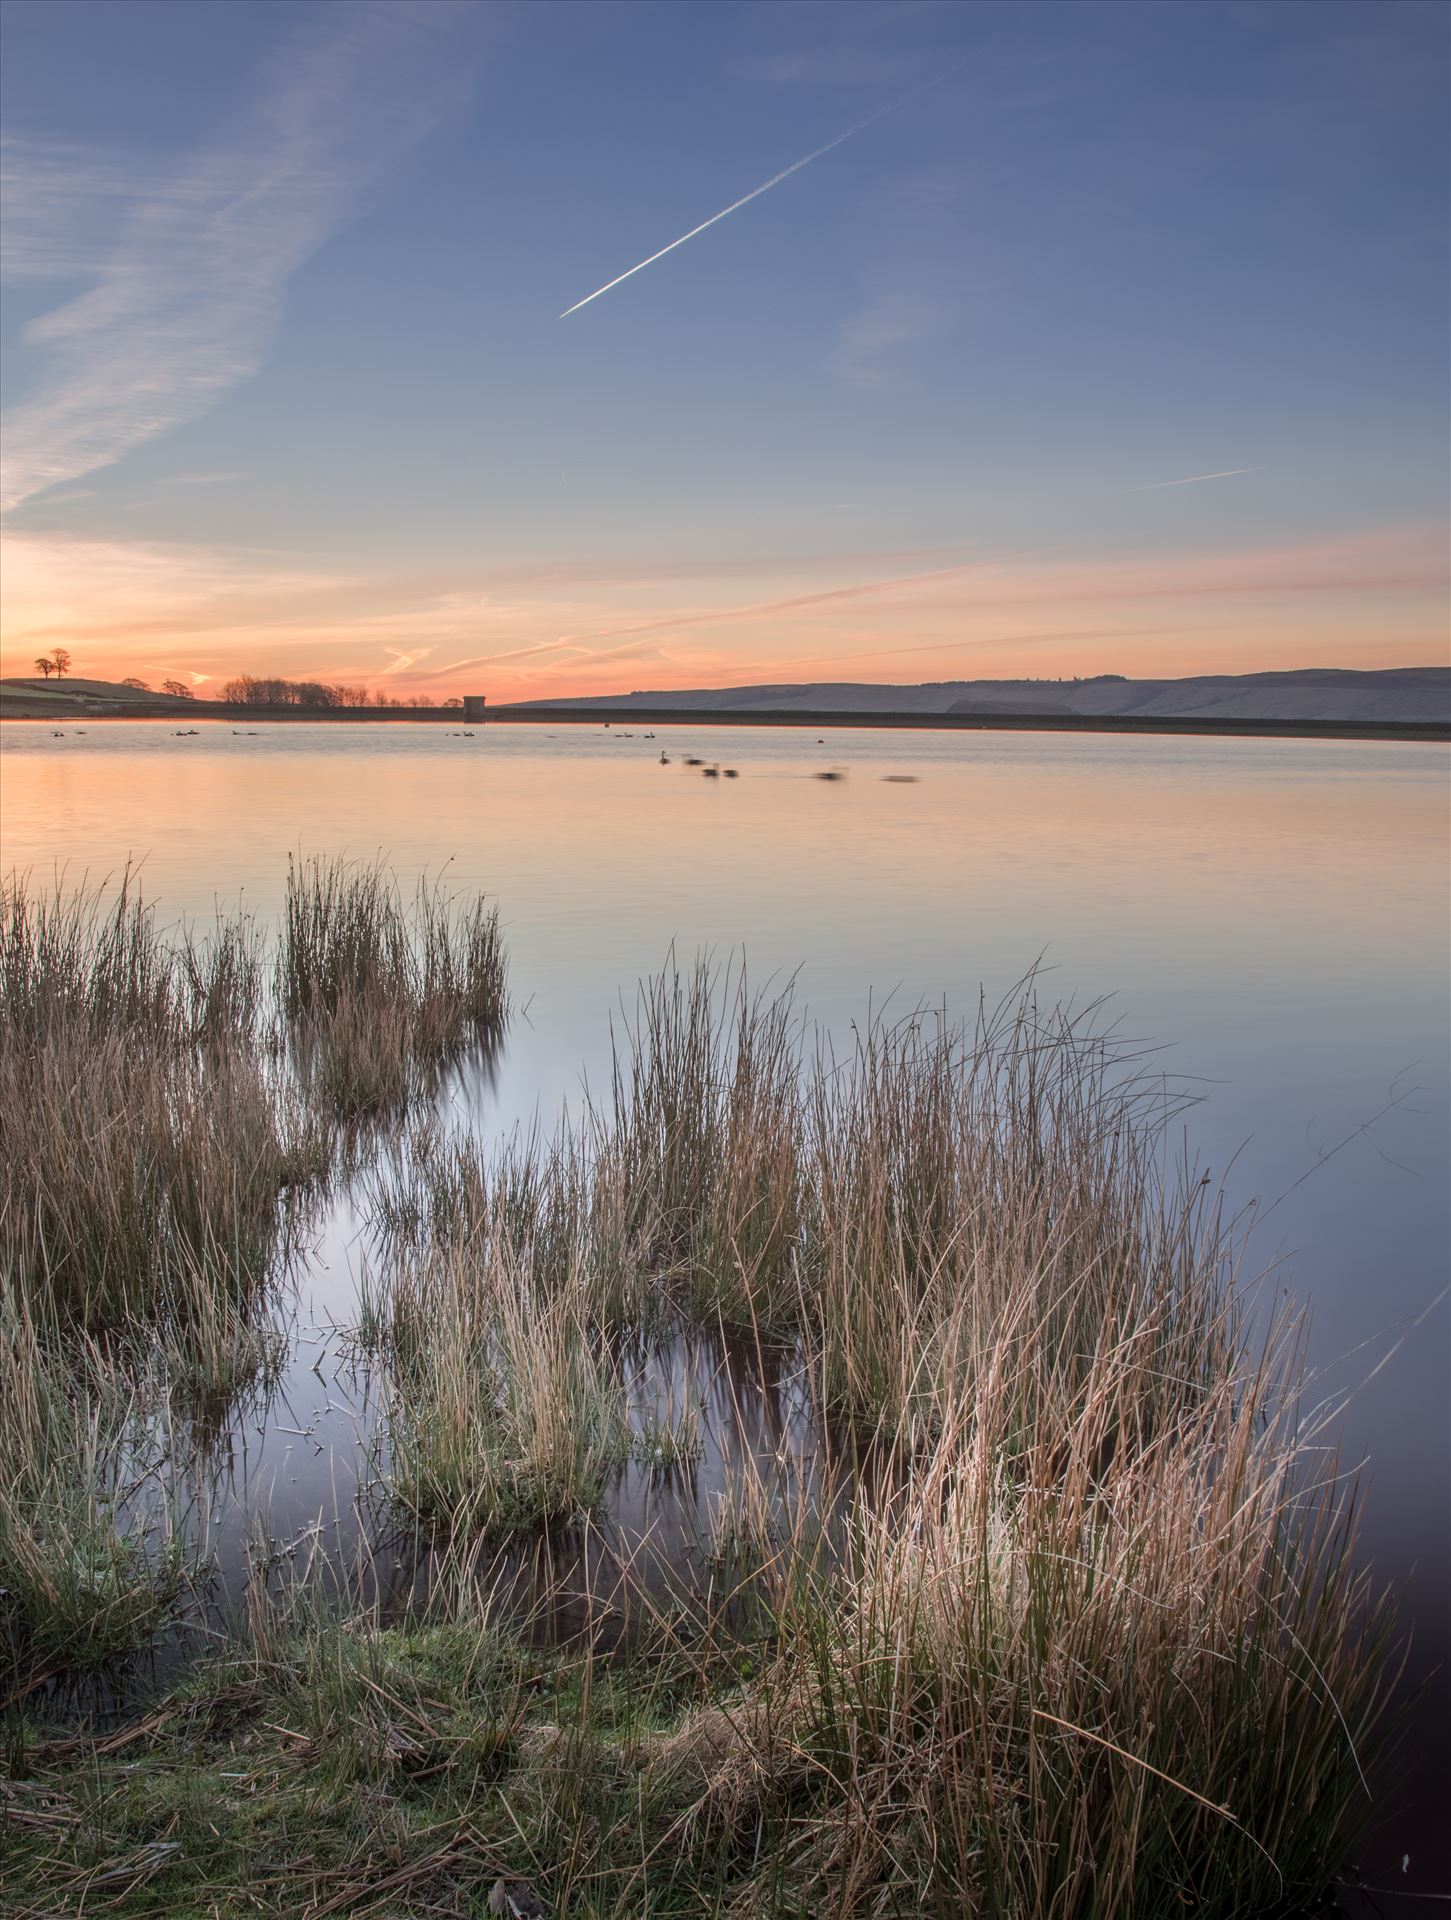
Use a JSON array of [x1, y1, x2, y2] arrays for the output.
[[0, 2, 485, 513], [1130, 468, 1257, 491], [3, 523, 1441, 696], [560, 66, 962, 319], [831, 292, 942, 388], [831, 169, 961, 388], [152, 470, 249, 490], [379, 646, 434, 676]]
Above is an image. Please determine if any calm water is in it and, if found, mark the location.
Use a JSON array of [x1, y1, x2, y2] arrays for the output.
[[3, 719, 1448, 1899]]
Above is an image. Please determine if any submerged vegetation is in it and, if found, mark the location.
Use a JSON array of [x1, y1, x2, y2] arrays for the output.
[[0, 884, 1397, 1915]]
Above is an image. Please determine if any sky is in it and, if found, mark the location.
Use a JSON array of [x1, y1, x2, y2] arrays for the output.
[[1, 0, 1447, 700]]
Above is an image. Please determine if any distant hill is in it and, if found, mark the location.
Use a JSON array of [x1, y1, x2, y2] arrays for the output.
[[6, 668, 1446, 730], [0, 676, 202, 717], [503, 667, 1450, 727]]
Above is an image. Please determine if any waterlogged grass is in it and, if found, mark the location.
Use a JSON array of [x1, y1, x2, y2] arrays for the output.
[[1, 1479, 1392, 1920], [0, 873, 320, 1331], [0, 861, 511, 1696], [336, 959, 1398, 1911], [376, 1241, 632, 1536], [282, 853, 509, 1117], [0, 1297, 203, 1689], [373, 961, 1239, 1447], [0, 912, 1400, 1913], [1, 1028, 322, 1327], [1, 860, 511, 1327]]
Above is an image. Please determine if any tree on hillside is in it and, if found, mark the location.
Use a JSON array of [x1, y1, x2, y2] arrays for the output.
[[33, 658, 53, 679], [50, 649, 72, 678], [161, 679, 195, 699], [121, 677, 149, 690]]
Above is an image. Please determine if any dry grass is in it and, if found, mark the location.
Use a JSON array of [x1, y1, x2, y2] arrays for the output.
[[0, 916, 1397, 1914], [0, 866, 266, 1046], [0, 1023, 318, 1328], [0, 1294, 202, 1690], [281, 854, 508, 1116], [346, 958, 1395, 1912], [374, 1237, 631, 1537], [0, 873, 320, 1331]]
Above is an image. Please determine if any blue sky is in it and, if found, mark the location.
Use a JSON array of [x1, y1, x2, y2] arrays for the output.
[[1, 0, 1446, 695]]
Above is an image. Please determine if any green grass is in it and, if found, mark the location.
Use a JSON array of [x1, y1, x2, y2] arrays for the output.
[[1, 1530, 1391, 1919]]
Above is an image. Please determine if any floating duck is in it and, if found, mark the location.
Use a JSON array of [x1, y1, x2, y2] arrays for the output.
[[723, 768, 738, 778], [659, 752, 670, 764], [703, 765, 719, 778]]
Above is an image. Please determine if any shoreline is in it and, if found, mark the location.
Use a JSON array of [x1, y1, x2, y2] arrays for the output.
[[488, 705, 1451, 742], [2, 704, 1446, 742]]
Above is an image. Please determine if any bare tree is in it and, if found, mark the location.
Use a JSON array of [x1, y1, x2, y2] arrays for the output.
[[33, 657, 53, 679], [50, 649, 72, 678]]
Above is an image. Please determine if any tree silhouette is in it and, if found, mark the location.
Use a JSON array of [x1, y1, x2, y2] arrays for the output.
[[50, 649, 72, 678], [34, 657, 53, 679], [121, 677, 149, 690], [161, 679, 195, 699]]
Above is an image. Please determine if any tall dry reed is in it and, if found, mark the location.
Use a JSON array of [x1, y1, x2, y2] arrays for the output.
[[1, 872, 315, 1331], [375, 1236, 629, 1536], [355, 957, 1393, 1911], [280, 854, 508, 1116]]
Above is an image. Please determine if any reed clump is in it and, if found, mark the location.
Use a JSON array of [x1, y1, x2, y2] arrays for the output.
[[281, 854, 508, 1117], [0, 927, 1395, 1914], [377, 963, 1232, 1446], [374, 1238, 631, 1537], [691, 1334, 1392, 1917], [0, 874, 319, 1332], [0, 1294, 200, 1689], [0, 1030, 319, 1327], [345, 958, 1394, 1912], [0, 868, 266, 1046]]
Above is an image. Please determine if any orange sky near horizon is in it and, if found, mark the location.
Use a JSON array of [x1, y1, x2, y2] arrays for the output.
[[2, 519, 1446, 700]]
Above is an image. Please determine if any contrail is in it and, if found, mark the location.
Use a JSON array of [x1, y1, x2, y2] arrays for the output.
[[560, 68, 961, 318], [1131, 468, 1256, 491]]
